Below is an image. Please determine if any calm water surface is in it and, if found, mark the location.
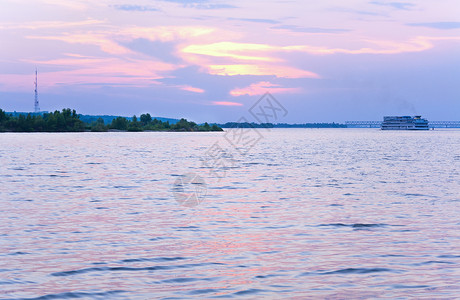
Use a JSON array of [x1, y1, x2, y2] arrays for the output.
[[1, 129, 459, 299]]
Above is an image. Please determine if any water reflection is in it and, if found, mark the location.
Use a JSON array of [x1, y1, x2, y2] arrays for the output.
[[0, 130, 459, 299]]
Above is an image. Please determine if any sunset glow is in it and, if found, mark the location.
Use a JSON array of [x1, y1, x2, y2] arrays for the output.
[[212, 101, 243, 106], [1, 2, 459, 299], [0, 0, 459, 122], [230, 82, 301, 97]]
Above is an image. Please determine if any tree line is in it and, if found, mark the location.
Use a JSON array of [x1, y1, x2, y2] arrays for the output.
[[98, 113, 222, 132], [218, 122, 347, 128], [0, 109, 223, 132], [0, 109, 85, 132]]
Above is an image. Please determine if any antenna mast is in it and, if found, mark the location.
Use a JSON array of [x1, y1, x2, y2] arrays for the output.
[[34, 69, 40, 113]]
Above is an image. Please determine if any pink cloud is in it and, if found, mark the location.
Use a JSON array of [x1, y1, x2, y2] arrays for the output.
[[180, 85, 205, 93], [1, 56, 179, 91], [180, 37, 460, 80], [0, 71, 162, 92], [284, 36, 460, 55], [207, 64, 320, 78], [182, 42, 279, 62], [119, 26, 221, 43], [0, 19, 103, 30], [212, 101, 243, 106], [230, 81, 302, 97], [180, 41, 320, 79], [27, 33, 132, 55], [13, 20, 460, 95]]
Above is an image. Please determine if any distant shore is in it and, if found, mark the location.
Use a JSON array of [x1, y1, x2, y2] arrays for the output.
[[0, 109, 223, 133]]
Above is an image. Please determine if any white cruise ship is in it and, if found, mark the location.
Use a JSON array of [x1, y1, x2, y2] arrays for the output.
[[381, 116, 429, 130]]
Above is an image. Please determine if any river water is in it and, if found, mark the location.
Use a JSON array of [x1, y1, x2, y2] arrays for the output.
[[1, 129, 459, 299]]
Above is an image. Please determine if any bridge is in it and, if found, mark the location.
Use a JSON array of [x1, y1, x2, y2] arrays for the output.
[[345, 121, 460, 128], [345, 121, 381, 128], [430, 121, 460, 128]]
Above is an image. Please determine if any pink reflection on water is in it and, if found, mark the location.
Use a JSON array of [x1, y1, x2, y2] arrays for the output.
[[0, 131, 459, 298]]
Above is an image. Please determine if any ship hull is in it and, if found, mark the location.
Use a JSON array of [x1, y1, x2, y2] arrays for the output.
[[381, 127, 429, 130]]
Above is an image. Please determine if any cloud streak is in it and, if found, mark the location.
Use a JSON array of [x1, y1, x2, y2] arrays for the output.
[[212, 101, 243, 106], [369, 1, 415, 10], [27, 33, 132, 55], [112, 5, 159, 12], [285, 36, 460, 55], [182, 42, 280, 62], [228, 18, 279, 24], [161, 0, 236, 9], [180, 85, 205, 93], [271, 25, 350, 34], [14, 54, 178, 90], [407, 22, 460, 30], [0, 19, 104, 30], [230, 82, 301, 96], [206, 64, 320, 78]]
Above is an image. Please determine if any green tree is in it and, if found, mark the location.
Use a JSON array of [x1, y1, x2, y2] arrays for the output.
[[0, 109, 7, 124], [174, 118, 191, 131], [140, 113, 152, 125], [0, 108, 222, 132], [110, 116, 128, 130], [0, 109, 8, 131], [128, 115, 142, 131], [33, 116, 46, 131], [211, 124, 223, 131], [91, 117, 108, 132]]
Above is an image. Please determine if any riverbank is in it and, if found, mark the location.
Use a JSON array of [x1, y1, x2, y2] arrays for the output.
[[0, 109, 223, 132]]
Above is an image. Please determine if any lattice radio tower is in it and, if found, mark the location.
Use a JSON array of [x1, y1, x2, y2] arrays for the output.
[[34, 69, 40, 113]]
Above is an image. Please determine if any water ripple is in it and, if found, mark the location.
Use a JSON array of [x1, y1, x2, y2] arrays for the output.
[[119, 257, 187, 263], [8, 290, 125, 300], [51, 263, 224, 277], [318, 223, 389, 229], [1, 130, 459, 299], [301, 267, 397, 276]]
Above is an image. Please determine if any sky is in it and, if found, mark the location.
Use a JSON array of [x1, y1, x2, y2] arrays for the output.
[[0, 0, 459, 123]]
